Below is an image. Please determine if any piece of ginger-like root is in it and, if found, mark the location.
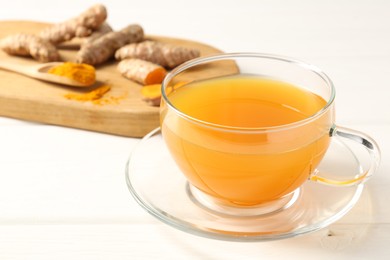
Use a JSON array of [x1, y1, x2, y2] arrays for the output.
[[0, 33, 60, 62], [141, 81, 188, 106], [117, 58, 167, 85], [115, 40, 200, 69], [76, 24, 144, 66], [82, 22, 113, 47], [39, 4, 107, 45], [141, 84, 162, 106]]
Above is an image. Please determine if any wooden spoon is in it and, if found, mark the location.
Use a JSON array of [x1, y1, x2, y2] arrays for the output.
[[0, 60, 93, 87]]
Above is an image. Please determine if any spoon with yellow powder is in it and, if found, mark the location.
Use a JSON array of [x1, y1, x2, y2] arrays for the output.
[[0, 61, 96, 87]]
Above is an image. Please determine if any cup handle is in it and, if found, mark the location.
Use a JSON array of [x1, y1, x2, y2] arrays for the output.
[[309, 125, 381, 186]]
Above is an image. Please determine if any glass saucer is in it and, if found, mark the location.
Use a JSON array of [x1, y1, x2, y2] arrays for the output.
[[125, 128, 364, 242]]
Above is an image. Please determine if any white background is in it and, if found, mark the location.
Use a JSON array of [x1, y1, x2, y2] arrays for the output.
[[0, 0, 389, 259]]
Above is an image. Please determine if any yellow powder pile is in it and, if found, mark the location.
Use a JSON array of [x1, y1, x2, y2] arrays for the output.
[[64, 85, 127, 105], [48, 62, 96, 85], [64, 85, 111, 101]]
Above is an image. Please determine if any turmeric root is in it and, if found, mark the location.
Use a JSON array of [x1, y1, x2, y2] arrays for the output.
[[0, 33, 60, 62], [115, 40, 200, 69], [76, 24, 144, 66], [117, 58, 166, 85], [39, 4, 107, 45], [82, 22, 113, 47], [141, 81, 188, 106], [141, 84, 162, 106]]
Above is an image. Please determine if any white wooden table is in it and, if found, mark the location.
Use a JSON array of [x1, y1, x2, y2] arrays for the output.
[[0, 0, 389, 258]]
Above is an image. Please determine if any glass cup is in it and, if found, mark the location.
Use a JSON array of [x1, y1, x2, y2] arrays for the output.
[[159, 53, 380, 216]]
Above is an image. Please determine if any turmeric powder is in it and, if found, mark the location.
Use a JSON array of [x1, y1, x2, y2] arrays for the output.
[[64, 84, 127, 105], [64, 85, 111, 101], [48, 62, 96, 86]]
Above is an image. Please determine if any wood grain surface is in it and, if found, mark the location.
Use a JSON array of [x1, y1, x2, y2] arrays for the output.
[[0, 21, 231, 137]]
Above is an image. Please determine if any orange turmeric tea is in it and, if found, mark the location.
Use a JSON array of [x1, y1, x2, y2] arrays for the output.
[[161, 75, 332, 206]]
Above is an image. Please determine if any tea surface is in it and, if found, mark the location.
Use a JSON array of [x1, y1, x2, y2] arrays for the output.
[[168, 75, 327, 128]]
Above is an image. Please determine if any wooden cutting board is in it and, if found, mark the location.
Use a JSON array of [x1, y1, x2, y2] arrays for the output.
[[0, 21, 236, 137]]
